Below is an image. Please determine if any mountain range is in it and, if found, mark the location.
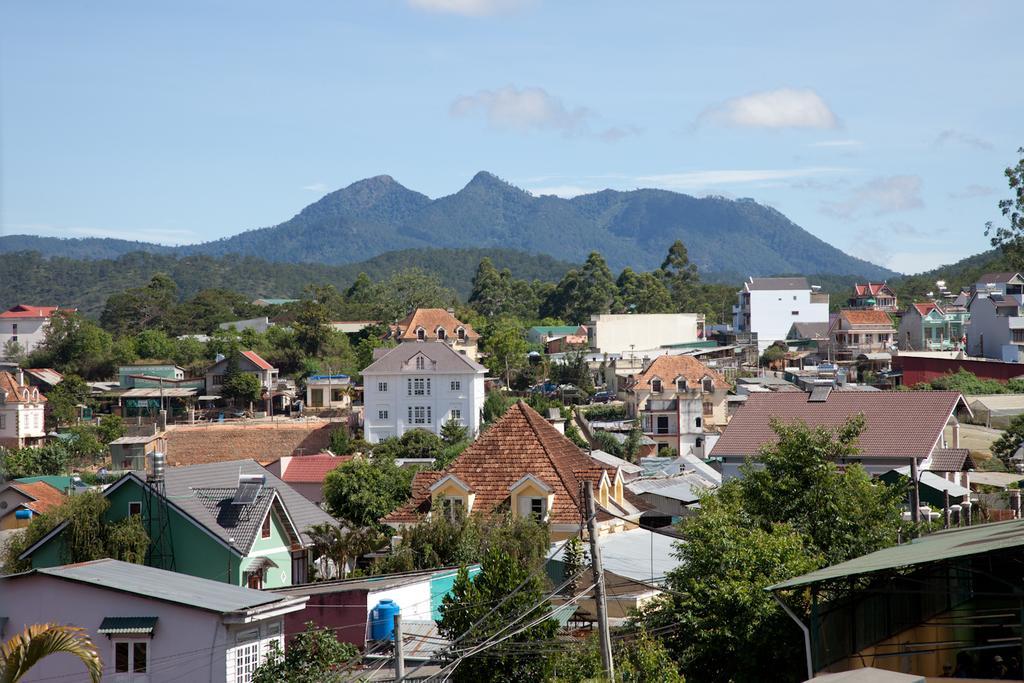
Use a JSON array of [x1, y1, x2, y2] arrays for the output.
[[0, 172, 895, 278]]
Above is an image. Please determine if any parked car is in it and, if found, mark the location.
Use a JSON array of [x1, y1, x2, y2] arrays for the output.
[[591, 391, 612, 404]]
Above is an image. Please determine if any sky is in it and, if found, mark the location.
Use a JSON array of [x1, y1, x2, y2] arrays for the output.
[[1, 1, 1021, 275]]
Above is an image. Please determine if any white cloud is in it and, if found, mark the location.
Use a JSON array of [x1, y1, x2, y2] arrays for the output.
[[527, 185, 593, 198], [635, 166, 845, 190], [408, 0, 531, 16], [948, 184, 996, 200], [810, 139, 862, 148], [302, 182, 329, 193], [700, 87, 839, 129], [450, 85, 637, 142], [820, 176, 924, 219], [934, 129, 993, 151]]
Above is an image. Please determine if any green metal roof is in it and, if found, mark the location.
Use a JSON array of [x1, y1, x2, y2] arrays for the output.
[[98, 617, 158, 634], [530, 326, 581, 335], [14, 476, 73, 491], [770, 519, 1024, 591]]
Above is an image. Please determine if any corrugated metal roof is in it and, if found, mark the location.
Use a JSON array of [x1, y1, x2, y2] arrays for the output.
[[98, 616, 158, 634], [32, 559, 297, 613], [770, 518, 1024, 590]]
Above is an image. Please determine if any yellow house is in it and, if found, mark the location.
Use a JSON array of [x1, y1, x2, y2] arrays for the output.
[[383, 401, 647, 539]]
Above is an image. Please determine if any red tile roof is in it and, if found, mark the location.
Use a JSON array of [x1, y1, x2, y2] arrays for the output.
[[853, 283, 894, 297], [632, 354, 728, 392], [912, 302, 940, 316], [0, 305, 62, 319], [392, 309, 480, 342], [241, 350, 274, 370], [10, 481, 65, 514], [709, 391, 965, 460], [0, 371, 46, 403], [280, 453, 354, 483], [383, 401, 634, 525], [838, 309, 895, 326]]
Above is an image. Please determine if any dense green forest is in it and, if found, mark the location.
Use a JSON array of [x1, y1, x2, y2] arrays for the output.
[[0, 171, 895, 277], [0, 248, 574, 316]]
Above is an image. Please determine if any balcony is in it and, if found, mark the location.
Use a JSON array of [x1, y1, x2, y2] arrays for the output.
[[646, 399, 678, 412]]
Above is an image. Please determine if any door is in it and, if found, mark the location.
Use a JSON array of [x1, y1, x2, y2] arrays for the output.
[[310, 388, 324, 408], [112, 640, 149, 682]]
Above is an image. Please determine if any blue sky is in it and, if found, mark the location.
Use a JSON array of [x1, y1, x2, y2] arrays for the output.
[[1, 1, 1020, 274]]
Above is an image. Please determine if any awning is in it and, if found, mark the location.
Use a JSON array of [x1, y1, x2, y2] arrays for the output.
[[121, 388, 197, 398], [98, 617, 158, 635], [197, 395, 221, 401], [246, 556, 279, 572], [857, 352, 892, 362]]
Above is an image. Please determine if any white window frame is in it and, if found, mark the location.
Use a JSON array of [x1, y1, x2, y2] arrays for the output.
[[415, 355, 425, 369], [442, 496, 464, 521], [450, 380, 461, 392], [377, 381, 387, 392], [232, 638, 261, 683], [112, 638, 149, 679], [450, 408, 462, 424], [378, 409, 388, 420]]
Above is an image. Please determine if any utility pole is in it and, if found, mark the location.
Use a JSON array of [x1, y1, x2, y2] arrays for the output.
[[584, 481, 614, 681], [910, 457, 921, 524], [393, 613, 405, 681]]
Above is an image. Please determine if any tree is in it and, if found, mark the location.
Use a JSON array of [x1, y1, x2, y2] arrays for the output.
[[621, 419, 643, 462], [993, 413, 1024, 467], [985, 147, 1024, 269], [63, 425, 105, 465], [328, 427, 357, 456], [0, 624, 102, 683], [30, 313, 113, 379], [0, 442, 71, 480], [469, 257, 510, 317], [659, 240, 701, 311], [441, 418, 468, 446], [322, 456, 414, 528], [616, 267, 673, 314], [760, 343, 786, 368], [251, 622, 358, 683], [2, 340, 26, 365], [483, 390, 515, 423], [372, 429, 444, 461], [221, 372, 261, 407], [133, 329, 176, 360], [481, 318, 529, 386], [438, 547, 559, 682], [44, 374, 90, 429], [100, 273, 178, 337], [293, 298, 332, 356], [96, 414, 126, 445], [2, 491, 148, 574], [591, 430, 623, 457], [549, 627, 684, 683]]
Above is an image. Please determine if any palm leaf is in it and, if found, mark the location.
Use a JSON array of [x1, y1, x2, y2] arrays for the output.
[[0, 623, 102, 683]]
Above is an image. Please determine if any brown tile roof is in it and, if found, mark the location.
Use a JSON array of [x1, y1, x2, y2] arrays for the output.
[[838, 309, 895, 326], [164, 422, 342, 466], [632, 355, 728, 392], [383, 401, 629, 525], [392, 309, 479, 342], [10, 481, 65, 514], [709, 391, 965, 460], [928, 448, 974, 472], [0, 371, 46, 403]]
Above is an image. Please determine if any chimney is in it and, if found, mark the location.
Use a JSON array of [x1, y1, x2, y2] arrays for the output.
[[641, 356, 652, 371], [17, 368, 25, 387], [546, 407, 566, 434]]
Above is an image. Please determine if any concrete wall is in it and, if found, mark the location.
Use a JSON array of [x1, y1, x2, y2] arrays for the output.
[[741, 289, 830, 352], [588, 314, 703, 355], [0, 402, 46, 449], [363, 370, 485, 444], [0, 317, 49, 357]]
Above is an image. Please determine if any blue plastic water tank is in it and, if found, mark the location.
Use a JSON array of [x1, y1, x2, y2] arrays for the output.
[[14, 509, 32, 520], [370, 599, 401, 641]]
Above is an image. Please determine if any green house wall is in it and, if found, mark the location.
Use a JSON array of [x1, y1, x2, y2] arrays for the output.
[[243, 506, 293, 588]]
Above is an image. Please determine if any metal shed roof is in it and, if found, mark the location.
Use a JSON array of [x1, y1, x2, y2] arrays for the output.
[[770, 518, 1024, 591]]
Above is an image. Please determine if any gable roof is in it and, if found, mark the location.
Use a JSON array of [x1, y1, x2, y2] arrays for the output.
[[276, 454, 353, 483], [7, 481, 65, 515], [15, 559, 303, 614], [977, 272, 1023, 284], [928, 448, 974, 472], [23, 368, 63, 386], [709, 391, 965, 460], [632, 354, 728, 392], [788, 322, 830, 340], [0, 371, 45, 404], [191, 487, 299, 554], [0, 305, 61, 319], [383, 401, 644, 525], [362, 341, 486, 375], [240, 350, 274, 371], [837, 309, 894, 327], [911, 302, 940, 316], [746, 277, 809, 291], [853, 283, 895, 297], [393, 308, 480, 341]]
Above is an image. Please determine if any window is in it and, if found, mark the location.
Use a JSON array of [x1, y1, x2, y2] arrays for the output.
[[702, 378, 714, 393], [703, 401, 713, 416], [437, 328, 447, 340], [409, 406, 431, 425], [676, 379, 687, 392], [530, 498, 544, 518], [450, 380, 461, 391], [695, 417, 702, 428], [1014, 329, 1024, 343], [415, 356, 425, 369], [651, 379, 663, 393], [518, 496, 547, 520], [409, 378, 430, 396], [0, 415, 5, 430], [114, 641, 148, 676], [128, 501, 142, 516], [457, 327, 466, 340], [212, 374, 224, 386], [442, 497, 464, 521], [791, 310, 800, 316], [416, 327, 425, 340], [245, 571, 263, 589], [378, 409, 389, 420], [261, 514, 271, 539], [450, 408, 462, 423], [234, 640, 260, 683], [377, 381, 388, 392], [656, 415, 670, 434], [331, 388, 345, 402]]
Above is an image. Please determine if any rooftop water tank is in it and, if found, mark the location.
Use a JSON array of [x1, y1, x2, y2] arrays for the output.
[[370, 599, 400, 641], [14, 509, 32, 520]]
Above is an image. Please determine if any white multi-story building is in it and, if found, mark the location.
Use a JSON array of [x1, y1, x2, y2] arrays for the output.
[[587, 313, 704, 355], [362, 341, 486, 443], [0, 369, 47, 449], [0, 305, 65, 359], [732, 277, 830, 352]]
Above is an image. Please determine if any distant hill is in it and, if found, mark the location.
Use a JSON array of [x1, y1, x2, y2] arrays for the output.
[[892, 248, 1009, 300], [0, 248, 575, 317], [0, 172, 896, 278]]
